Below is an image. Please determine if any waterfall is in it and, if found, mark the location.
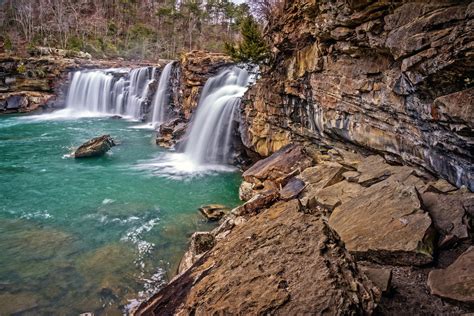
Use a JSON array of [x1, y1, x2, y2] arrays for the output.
[[184, 66, 254, 165], [64, 67, 156, 120], [151, 62, 174, 127]]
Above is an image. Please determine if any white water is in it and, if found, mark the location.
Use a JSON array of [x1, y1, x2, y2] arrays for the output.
[[184, 66, 253, 165], [60, 67, 156, 120], [151, 62, 174, 127]]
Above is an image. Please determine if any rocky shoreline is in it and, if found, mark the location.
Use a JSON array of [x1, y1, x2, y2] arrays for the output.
[[134, 144, 473, 315]]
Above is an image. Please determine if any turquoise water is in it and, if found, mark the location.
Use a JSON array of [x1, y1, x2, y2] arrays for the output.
[[0, 114, 242, 315]]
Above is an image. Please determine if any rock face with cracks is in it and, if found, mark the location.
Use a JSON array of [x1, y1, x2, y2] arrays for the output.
[[135, 200, 380, 315], [239, 0, 474, 191]]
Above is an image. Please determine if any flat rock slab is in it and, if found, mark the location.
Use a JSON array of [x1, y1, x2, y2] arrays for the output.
[[357, 155, 394, 187], [428, 246, 474, 304], [298, 162, 348, 207], [328, 179, 434, 265], [135, 200, 380, 315], [242, 144, 313, 185]]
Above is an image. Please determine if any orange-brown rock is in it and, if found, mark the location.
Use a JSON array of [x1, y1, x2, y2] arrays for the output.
[[428, 246, 474, 304], [134, 200, 380, 315], [179, 51, 232, 118], [328, 179, 434, 265], [240, 1, 474, 191]]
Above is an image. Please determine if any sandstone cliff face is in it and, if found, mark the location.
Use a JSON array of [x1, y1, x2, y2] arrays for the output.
[[240, 1, 474, 190], [178, 51, 233, 119]]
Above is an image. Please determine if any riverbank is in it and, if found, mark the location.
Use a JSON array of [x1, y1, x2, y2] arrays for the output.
[[135, 143, 474, 315]]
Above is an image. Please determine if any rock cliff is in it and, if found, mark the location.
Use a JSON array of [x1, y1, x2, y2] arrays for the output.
[[240, 0, 474, 191], [0, 51, 166, 114]]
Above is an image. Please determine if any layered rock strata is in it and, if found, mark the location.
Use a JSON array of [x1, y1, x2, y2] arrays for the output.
[[240, 0, 474, 190], [136, 143, 473, 314]]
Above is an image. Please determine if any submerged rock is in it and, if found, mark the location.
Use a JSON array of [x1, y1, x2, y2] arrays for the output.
[[428, 246, 474, 304], [74, 135, 116, 158], [135, 200, 380, 315], [198, 204, 230, 221]]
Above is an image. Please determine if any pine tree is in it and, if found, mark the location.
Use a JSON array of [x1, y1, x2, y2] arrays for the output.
[[225, 16, 269, 64]]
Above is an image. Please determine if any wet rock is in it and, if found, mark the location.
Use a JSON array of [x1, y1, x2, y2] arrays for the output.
[[198, 204, 230, 221], [179, 51, 233, 118], [428, 246, 474, 304], [178, 232, 215, 275], [110, 115, 122, 120], [74, 135, 116, 158], [421, 191, 472, 248], [135, 200, 380, 315], [156, 117, 187, 149], [329, 179, 434, 265]]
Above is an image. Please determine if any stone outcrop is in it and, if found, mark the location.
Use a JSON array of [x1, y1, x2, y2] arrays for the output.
[[241, 144, 313, 199], [428, 246, 474, 304], [178, 51, 233, 119], [155, 117, 187, 149], [240, 1, 474, 191], [135, 200, 380, 315], [0, 51, 166, 114], [0, 92, 53, 114], [74, 135, 116, 158]]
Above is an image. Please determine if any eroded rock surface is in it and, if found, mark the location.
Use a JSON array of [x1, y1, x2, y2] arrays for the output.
[[135, 200, 380, 315], [240, 0, 474, 191], [74, 135, 116, 158]]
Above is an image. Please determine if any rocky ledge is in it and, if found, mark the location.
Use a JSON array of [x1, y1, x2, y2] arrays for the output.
[[135, 143, 473, 315]]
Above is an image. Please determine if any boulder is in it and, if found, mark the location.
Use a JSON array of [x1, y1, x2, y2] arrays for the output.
[[298, 162, 348, 207], [74, 135, 116, 158], [135, 200, 380, 315], [421, 191, 472, 248], [428, 246, 474, 304], [328, 179, 434, 265], [156, 117, 188, 149], [232, 189, 280, 217], [198, 204, 230, 221], [357, 155, 395, 187], [242, 144, 313, 188]]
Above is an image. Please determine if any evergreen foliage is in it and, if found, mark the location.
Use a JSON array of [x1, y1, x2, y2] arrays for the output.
[[225, 16, 269, 64]]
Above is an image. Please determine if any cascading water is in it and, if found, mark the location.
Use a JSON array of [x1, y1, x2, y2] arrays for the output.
[[135, 66, 255, 178], [184, 66, 253, 164], [151, 62, 174, 127], [63, 67, 156, 120]]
